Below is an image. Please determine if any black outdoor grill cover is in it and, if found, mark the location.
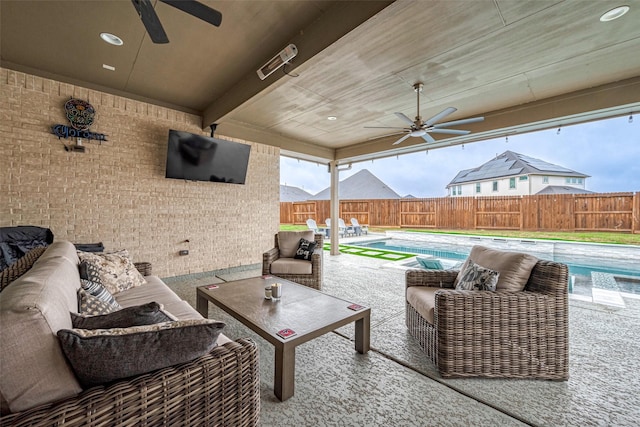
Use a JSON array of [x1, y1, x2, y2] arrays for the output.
[[0, 226, 54, 271]]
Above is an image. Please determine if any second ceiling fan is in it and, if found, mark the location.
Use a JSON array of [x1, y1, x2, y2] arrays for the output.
[[366, 83, 484, 145]]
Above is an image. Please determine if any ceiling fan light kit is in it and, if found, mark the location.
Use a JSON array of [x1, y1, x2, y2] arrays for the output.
[[365, 82, 484, 146]]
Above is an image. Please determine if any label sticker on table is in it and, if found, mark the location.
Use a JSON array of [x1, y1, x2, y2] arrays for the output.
[[277, 328, 297, 339], [347, 303, 365, 311], [206, 284, 219, 290]]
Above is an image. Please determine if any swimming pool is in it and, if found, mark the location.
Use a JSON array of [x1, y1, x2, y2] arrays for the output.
[[354, 237, 640, 295]]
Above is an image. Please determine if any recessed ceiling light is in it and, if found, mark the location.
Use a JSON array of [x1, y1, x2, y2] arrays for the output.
[[600, 5, 630, 22], [100, 32, 124, 46], [327, 116, 337, 121]]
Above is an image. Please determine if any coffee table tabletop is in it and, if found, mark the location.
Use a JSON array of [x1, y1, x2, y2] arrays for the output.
[[196, 275, 370, 401]]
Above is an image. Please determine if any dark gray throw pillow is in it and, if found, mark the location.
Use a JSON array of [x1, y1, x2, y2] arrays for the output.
[[294, 238, 316, 261], [57, 319, 225, 388], [71, 302, 172, 329]]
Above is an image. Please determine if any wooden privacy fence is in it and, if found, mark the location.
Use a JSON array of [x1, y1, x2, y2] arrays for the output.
[[281, 192, 640, 233]]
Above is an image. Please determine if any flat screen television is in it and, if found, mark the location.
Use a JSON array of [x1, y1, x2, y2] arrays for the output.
[[165, 129, 251, 184]]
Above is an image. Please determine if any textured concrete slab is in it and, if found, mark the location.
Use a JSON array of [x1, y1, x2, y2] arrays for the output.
[[164, 234, 640, 426]]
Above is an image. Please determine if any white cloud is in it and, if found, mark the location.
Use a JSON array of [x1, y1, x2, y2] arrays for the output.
[[281, 116, 639, 197]]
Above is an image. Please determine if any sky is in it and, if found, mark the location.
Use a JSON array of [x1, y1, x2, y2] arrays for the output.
[[280, 115, 639, 198]]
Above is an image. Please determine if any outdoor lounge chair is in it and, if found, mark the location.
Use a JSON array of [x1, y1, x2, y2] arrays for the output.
[[416, 256, 463, 270], [405, 245, 569, 380], [263, 231, 323, 290], [350, 218, 368, 235], [306, 218, 320, 234], [325, 219, 346, 238], [308, 218, 329, 238], [339, 218, 357, 236]]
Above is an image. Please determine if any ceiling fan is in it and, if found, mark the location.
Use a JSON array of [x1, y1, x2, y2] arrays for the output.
[[131, 0, 222, 44], [365, 83, 484, 145]]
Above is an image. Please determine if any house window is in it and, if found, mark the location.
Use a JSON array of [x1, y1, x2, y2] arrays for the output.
[[492, 181, 498, 192], [543, 176, 549, 184], [458, 185, 462, 195], [475, 183, 481, 193], [565, 178, 571, 184], [509, 178, 516, 189], [519, 176, 528, 181], [578, 178, 583, 184], [451, 187, 456, 196]]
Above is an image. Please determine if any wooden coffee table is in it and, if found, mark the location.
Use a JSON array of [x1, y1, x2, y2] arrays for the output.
[[196, 276, 370, 401]]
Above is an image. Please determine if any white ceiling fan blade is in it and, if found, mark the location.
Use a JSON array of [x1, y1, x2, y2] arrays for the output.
[[429, 128, 470, 135], [392, 133, 412, 145], [421, 133, 435, 143], [424, 107, 457, 126], [434, 116, 484, 128], [394, 112, 416, 126]]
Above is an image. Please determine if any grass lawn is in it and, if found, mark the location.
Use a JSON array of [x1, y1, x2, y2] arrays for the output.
[[279, 224, 640, 246]]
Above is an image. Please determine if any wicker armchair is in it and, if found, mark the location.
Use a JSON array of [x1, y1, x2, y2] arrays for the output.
[[263, 232, 323, 290], [405, 259, 569, 380]]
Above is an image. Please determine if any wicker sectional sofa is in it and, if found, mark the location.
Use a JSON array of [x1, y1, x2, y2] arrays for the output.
[[0, 240, 260, 426]]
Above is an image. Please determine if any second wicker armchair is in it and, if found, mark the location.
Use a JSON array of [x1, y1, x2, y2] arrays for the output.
[[262, 231, 324, 290], [406, 245, 569, 380]]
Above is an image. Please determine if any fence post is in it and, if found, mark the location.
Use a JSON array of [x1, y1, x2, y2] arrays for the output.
[[519, 195, 524, 230], [631, 192, 640, 234]]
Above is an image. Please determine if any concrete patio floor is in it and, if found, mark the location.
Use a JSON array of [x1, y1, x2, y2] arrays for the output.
[[165, 232, 640, 426]]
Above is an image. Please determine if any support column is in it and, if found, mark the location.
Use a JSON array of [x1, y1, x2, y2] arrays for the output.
[[329, 161, 340, 255]]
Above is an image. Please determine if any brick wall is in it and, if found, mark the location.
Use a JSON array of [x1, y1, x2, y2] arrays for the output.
[[0, 68, 280, 277]]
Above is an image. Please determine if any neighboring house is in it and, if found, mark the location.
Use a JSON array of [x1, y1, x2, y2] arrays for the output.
[[310, 169, 401, 200], [446, 151, 591, 197], [280, 185, 312, 202]]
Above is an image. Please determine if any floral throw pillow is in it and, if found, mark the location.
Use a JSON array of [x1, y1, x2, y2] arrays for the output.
[[78, 249, 146, 295], [294, 238, 317, 261], [455, 259, 500, 291]]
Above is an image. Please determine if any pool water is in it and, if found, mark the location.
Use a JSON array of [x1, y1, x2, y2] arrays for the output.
[[355, 238, 640, 295]]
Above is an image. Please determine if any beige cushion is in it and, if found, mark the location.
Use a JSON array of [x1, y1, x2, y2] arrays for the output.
[[114, 276, 182, 307], [0, 250, 83, 413], [278, 231, 314, 258], [270, 258, 313, 275], [163, 300, 204, 320], [406, 286, 441, 325], [35, 240, 80, 265], [456, 245, 538, 292]]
